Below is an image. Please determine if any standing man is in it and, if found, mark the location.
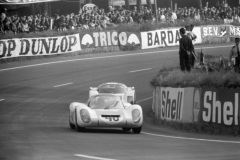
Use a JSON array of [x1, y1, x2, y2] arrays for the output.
[[229, 37, 240, 73], [179, 27, 194, 72], [185, 24, 197, 67]]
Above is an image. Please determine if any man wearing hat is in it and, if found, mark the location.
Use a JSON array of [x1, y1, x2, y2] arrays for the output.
[[229, 37, 240, 73]]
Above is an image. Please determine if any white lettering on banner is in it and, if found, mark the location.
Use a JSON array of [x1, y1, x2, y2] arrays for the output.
[[141, 27, 202, 49], [202, 26, 227, 37], [203, 27, 218, 37], [82, 3, 98, 14], [161, 88, 184, 121], [203, 91, 239, 125], [92, 31, 127, 47], [229, 26, 240, 37], [0, 34, 81, 59]]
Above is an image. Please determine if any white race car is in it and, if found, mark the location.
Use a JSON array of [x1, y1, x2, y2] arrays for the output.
[[89, 82, 136, 104], [69, 93, 143, 134]]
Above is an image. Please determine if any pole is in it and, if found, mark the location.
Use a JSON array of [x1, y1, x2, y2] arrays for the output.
[[199, 0, 202, 9], [154, 0, 158, 23]]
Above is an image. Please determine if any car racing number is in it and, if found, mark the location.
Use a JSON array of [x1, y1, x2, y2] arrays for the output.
[[105, 116, 119, 122], [102, 115, 120, 122]]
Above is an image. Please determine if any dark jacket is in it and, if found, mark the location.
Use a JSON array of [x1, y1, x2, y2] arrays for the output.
[[179, 34, 194, 55]]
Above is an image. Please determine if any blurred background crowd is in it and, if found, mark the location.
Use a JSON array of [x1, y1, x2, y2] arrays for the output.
[[0, 1, 239, 34]]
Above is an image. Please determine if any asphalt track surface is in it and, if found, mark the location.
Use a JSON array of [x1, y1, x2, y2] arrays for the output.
[[1, 44, 240, 160]]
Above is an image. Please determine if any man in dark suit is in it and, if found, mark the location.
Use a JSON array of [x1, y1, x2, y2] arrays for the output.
[[179, 27, 194, 72]]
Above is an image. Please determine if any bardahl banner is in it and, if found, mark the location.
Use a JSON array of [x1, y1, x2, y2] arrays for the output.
[[141, 27, 202, 49], [198, 88, 240, 126], [80, 31, 140, 49], [201, 25, 228, 37], [0, 34, 81, 59]]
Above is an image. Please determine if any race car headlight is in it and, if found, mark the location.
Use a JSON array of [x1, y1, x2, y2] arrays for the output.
[[132, 109, 141, 123], [80, 109, 91, 123]]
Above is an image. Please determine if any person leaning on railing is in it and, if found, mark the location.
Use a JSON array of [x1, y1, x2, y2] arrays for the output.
[[229, 37, 240, 73]]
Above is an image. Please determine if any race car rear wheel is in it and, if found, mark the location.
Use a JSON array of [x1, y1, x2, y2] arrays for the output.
[[122, 128, 131, 132], [132, 126, 142, 134]]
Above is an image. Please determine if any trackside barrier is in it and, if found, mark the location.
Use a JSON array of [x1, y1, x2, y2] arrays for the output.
[[152, 87, 194, 123], [152, 87, 240, 126], [1, 24, 239, 61]]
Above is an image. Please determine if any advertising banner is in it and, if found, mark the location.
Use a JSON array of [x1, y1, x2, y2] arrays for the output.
[[80, 31, 140, 49], [0, 0, 60, 4], [229, 26, 240, 37], [160, 87, 185, 121], [0, 34, 81, 59], [201, 25, 228, 37], [199, 88, 240, 126], [108, 0, 154, 6], [141, 27, 202, 50]]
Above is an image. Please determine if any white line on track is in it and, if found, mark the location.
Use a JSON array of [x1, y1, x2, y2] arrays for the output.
[[0, 99, 5, 102], [136, 97, 240, 144], [0, 45, 231, 72], [130, 68, 152, 73], [136, 97, 153, 103], [74, 154, 117, 160], [54, 82, 73, 88], [142, 132, 240, 144]]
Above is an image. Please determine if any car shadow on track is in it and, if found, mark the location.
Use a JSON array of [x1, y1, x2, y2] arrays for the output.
[[69, 128, 135, 134]]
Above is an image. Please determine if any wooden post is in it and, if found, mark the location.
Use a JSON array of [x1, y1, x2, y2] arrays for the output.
[[137, 0, 142, 11], [147, 0, 152, 10], [125, 0, 130, 10], [154, 0, 158, 23], [199, 0, 202, 9]]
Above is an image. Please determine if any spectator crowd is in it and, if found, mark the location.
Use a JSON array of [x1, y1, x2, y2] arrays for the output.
[[1, 1, 240, 34]]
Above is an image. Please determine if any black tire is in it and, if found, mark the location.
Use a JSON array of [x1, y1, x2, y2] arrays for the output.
[[75, 123, 85, 132], [69, 111, 75, 129], [69, 122, 75, 130], [122, 128, 131, 132], [132, 126, 142, 134]]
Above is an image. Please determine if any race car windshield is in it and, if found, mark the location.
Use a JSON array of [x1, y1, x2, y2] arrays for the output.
[[89, 95, 124, 109], [98, 84, 127, 94]]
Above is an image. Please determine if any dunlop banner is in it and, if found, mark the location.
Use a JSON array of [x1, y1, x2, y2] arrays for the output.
[[199, 88, 240, 126], [80, 31, 140, 49], [0, 34, 81, 59], [141, 27, 202, 49]]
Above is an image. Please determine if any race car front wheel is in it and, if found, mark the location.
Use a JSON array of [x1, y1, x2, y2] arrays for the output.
[[132, 126, 142, 134], [69, 122, 75, 130]]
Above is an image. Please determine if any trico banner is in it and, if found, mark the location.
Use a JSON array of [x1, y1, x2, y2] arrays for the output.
[[80, 31, 140, 49], [141, 27, 202, 49], [199, 88, 240, 126], [0, 34, 81, 59]]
